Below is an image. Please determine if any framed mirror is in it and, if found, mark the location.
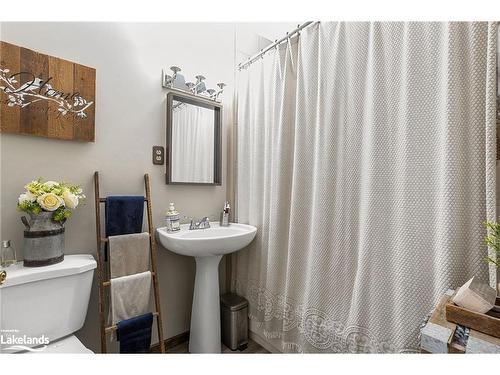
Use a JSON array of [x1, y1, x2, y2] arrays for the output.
[[166, 92, 222, 185]]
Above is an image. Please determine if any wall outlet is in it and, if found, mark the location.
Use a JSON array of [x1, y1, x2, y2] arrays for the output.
[[152, 146, 164, 165]]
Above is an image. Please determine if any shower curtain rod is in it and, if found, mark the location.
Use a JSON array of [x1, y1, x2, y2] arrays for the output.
[[237, 21, 315, 70]]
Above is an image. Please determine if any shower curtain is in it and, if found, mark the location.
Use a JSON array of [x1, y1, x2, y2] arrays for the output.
[[233, 22, 498, 353]]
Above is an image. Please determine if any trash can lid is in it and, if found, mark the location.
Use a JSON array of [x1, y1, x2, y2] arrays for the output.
[[220, 293, 248, 311]]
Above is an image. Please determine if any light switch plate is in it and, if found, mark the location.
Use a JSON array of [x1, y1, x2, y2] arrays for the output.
[[152, 146, 164, 165]]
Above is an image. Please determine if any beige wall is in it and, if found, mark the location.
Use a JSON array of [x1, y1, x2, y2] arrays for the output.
[[0, 22, 236, 352]]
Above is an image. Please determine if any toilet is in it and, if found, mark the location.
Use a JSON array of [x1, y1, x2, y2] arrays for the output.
[[0, 254, 96, 353]]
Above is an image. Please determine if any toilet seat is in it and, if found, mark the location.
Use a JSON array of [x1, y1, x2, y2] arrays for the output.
[[27, 335, 93, 354]]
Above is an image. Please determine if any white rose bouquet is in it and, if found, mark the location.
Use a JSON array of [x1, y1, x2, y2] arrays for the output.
[[18, 178, 85, 222]]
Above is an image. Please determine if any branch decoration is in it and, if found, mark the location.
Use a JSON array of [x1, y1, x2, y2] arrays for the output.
[[0, 68, 93, 119]]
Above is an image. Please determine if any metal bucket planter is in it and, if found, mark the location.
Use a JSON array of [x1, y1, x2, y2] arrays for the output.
[[21, 212, 65, 267]]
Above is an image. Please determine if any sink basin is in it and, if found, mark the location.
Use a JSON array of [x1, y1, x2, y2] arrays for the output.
[[157, 223, 257, 257], [157, 222, 257, 353]]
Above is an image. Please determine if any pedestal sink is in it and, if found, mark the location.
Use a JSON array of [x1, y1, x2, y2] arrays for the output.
[[157, 222, 257, 353]]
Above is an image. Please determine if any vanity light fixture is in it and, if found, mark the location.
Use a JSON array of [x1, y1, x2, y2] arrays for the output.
[[193, 75, 207, 94], [216, 83, 227, 101], [206, 89, 216, 100], [162, 65, 225, 103]]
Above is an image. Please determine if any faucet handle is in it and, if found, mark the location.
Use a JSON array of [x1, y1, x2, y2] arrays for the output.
[[184, 216, 196, 228], [188, 217, 197, 230], [199, 216, 210, 228]]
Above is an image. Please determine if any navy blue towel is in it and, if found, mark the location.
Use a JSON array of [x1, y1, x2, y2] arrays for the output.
[[105, 196, 144, 237], [116, 313, 153, 354]]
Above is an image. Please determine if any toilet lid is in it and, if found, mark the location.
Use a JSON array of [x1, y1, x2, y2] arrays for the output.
[[27, 335, 93, 354]]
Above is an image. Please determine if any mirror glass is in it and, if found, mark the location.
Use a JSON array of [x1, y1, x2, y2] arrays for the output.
[[167, 94, 221, 185]]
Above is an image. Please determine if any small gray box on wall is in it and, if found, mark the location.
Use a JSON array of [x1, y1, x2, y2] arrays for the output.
[[221, 293, 248, 351]]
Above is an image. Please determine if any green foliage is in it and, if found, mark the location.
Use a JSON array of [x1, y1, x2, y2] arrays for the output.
[[484, 221, 500, 268], [25, 178, 45, 195], [18, 200, 41, 215], [53, 207, 72, 222]]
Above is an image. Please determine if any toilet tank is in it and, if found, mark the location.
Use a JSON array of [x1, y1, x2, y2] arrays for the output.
[[0, 254, 96, 351]]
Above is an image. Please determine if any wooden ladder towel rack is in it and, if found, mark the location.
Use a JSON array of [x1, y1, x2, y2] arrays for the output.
[[94, 171, 165, 353]]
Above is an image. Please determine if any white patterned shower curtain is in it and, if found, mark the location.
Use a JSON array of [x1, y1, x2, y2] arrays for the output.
[[233, 22, 498, 353]]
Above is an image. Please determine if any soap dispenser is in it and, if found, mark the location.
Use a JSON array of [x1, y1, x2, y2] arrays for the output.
[[165, 203, 181, 232], [220, 201, 230, 227]]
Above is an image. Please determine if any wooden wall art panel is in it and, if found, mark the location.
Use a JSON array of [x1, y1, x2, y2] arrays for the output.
[[0, 41, 95, 142]]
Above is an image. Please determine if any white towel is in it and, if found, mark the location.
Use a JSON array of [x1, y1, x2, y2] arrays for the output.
[[110, 271, 152, 325], [109, 232, 150, 278]]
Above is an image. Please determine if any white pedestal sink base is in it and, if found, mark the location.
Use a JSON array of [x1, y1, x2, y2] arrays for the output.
[[189, 255, 223, 353], [157, 223, 257, 353]]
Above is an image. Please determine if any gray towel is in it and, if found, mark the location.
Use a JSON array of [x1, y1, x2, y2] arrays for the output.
[[110, 271, 152, 325], [109, 232, 150, 278]]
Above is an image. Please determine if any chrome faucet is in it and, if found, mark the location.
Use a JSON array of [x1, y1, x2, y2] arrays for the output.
[[189, 216, 211, 230]]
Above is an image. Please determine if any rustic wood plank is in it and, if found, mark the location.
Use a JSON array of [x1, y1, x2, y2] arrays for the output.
[[445, 300, 500, 339], [93, 171, 107, 353], [421, 290, 500, 353], [144, 173, 165, 353], [0, 41, 21, 133], [47, 56, 74, 140], [0, 41, 95, 142], [20, 46, 49, 137], [440, 292, 500, 344], [72, 63, 95, 141]]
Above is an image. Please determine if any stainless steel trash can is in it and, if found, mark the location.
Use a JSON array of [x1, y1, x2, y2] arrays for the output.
[[221, 293, 248, 351]]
